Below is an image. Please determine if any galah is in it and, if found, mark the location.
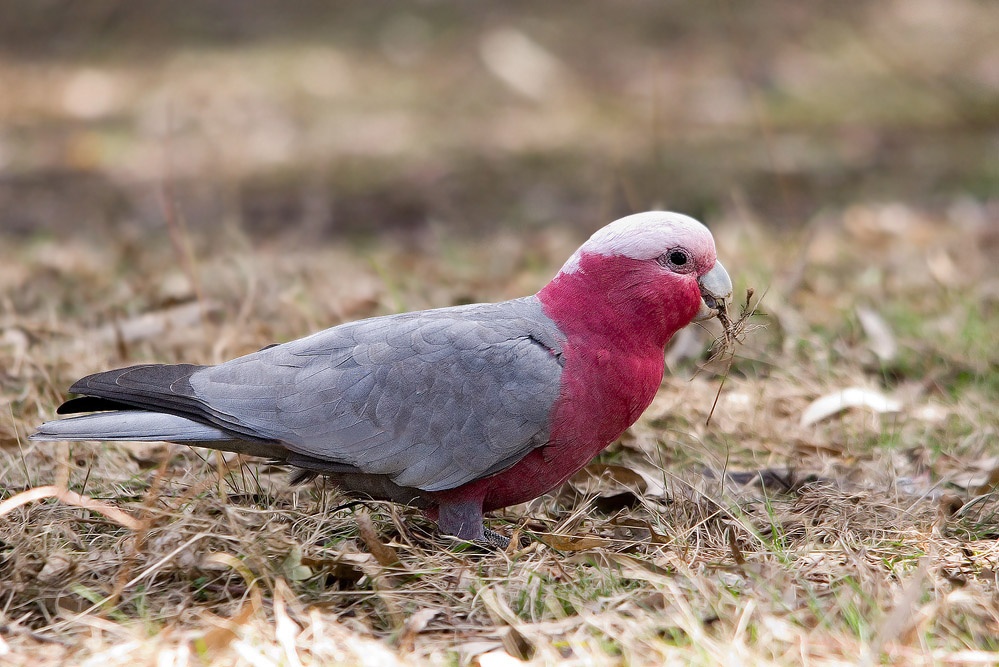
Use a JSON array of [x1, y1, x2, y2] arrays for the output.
[[32, 211, 732, 545]]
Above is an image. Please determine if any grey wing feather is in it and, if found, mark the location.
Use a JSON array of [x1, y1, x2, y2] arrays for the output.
[[189, 296, 565, 491]]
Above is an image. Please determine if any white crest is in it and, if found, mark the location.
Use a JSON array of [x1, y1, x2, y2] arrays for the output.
[[559, 211, 714, 274]]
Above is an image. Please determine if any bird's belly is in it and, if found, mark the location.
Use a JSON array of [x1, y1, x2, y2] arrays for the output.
[[477, 448, 581, 511], [481, 350, 664, 511]]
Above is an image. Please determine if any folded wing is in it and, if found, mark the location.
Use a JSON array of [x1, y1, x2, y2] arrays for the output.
[[42, 296, 565, 493]]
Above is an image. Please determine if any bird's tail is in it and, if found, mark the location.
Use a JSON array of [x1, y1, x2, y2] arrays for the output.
[[30, 411, 234, 443]]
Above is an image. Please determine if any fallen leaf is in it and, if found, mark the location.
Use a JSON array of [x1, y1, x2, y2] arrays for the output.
[[927, 247, 962, 287], [946, 456, 999, 494], [36, 552, 74, 584], [86, 300, 218, 346], [356, 512, 402, 568], [0, 485, 142, 529], [396, 607, 440, 652], [800, 387, 902, 426], [274, 580, 303, 667], [535, 533, 614, 551], [477, 649, 526, 667], [568, 463, 654, 496], [479, 28, 564, 101], [593, 492, 641, 513], [608, 517, 671, 544], [281, 547, 313, 581], [568, 552, 672, 584], [501, 626, 535, 661], [857, 305, 897, 363], [196, 601, 257, 654]]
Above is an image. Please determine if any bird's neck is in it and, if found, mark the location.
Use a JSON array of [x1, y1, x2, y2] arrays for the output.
[[536, 252, 701, 352]]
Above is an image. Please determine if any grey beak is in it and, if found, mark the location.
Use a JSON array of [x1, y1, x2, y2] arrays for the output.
[[695, 260, 733, 321]]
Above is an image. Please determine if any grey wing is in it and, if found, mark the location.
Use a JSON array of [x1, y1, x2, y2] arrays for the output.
[[189, 297, 565, 492]]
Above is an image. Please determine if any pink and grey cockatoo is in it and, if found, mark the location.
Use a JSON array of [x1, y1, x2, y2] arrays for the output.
[[32, 211, 732, 544]]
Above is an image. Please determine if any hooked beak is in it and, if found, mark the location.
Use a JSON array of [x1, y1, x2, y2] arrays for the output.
[[695, 260, 733, 321]]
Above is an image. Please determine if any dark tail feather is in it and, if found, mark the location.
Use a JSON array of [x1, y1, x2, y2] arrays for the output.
[[61, 363, 266, 441], [58, 396, 140, 414]]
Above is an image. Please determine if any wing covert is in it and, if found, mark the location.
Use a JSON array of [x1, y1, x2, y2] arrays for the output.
[[189, 296, 564, 491]]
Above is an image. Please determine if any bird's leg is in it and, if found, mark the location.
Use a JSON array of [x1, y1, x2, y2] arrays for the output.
[[436, 497, 487, 541], [436, 498, 516, 550], [437, 506, 515, 551], [433, 497, 524, 550]]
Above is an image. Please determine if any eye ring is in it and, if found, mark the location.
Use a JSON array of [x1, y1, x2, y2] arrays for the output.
[[659, 248, 693, 272]]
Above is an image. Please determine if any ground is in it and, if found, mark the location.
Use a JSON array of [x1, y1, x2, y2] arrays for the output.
[[1, 2, 999, 666]]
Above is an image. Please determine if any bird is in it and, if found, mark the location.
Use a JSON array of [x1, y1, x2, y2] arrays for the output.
[[32, 211, 732, 546]]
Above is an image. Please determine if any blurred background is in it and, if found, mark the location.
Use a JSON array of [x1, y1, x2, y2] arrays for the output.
[[0, 0, 996, 243]]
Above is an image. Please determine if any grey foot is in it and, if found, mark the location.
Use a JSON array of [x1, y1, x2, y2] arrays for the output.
[[481, 528, 511, 550], [437, 527, 512, 551]]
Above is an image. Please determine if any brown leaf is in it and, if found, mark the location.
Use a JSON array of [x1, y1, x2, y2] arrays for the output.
[[569, 463, 649, 497], [943, 456, 999, 493], [608, 517, 671, 544], [535, 533, 614, 551], [300, 556, 366, 585], [0, 485, 142, 530], [501, 625, 535, 661], [396, 607, 441, 652], [568, 552, 672, 584], [356, 512, 402, 567], [728, 527, 746, 565], [593, 491, 641, 513], [196, 600, 257, 654]]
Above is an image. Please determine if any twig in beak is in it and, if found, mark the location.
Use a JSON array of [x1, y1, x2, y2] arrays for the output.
[[705, 288, 763, 426]]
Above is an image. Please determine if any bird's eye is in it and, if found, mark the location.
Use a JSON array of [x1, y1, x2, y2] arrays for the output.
[[659, 248, 692, 272]]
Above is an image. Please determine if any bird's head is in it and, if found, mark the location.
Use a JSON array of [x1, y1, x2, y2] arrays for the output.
[[539, 211, 733, 347]]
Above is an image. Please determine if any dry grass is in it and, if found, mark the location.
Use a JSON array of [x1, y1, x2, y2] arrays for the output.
[[2, 203, 999, 666]]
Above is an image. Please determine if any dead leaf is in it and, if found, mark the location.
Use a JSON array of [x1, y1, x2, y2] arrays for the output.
[[356, 512, 402, 568], [870, 560, 931, 655], [0, 485, 142, 530], [281, 547, 313, 581], [86, 300, 219, 346], [946, 456, 999, 494], [36, 552, 74, 584], [593, 492, 641, 513], [396, 607, 440, 652], [800, 387, 902, 426], [857, 305, 897, 363], [196, 602, 257, 654], [535, 533, 614, 551], [608, 517, 671, 544], [480, 28, 564, 101], [274, 579, 303, 667], [568, 552, 672, 584], [300, 555, 366, 585], [477, 649, 526, 667], [927, 248, 962, 287], [501, 626, 535, 661], [568, 463, 654, 497], [728, 527, 746, 565]]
